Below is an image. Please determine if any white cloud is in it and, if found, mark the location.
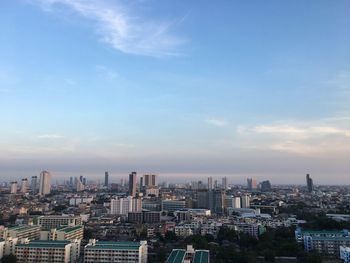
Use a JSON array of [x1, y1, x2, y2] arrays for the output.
[[235, 119, 350, 155], [206, 118, 228, 127], [32, 0, 186, 56], [36, 134, 65, 139]]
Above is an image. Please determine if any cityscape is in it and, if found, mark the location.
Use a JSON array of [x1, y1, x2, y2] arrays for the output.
[[1, 0, 350, 263]]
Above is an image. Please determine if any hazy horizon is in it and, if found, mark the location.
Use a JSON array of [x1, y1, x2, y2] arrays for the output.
[[1, 0, 349, 184]]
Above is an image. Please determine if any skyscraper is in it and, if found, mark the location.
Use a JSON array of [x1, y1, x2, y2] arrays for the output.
[[260, 180, 272, 191], [247, 178, 257, 191], [222, 177, 228, 190], [31, 176, 38, 195], [10, 181, 17, 194], [306, 174, 314, 193], [39, 171, 52, 196], [207, 177, 213, 190], [129, 172, 137, 197], [21, 178, 28, 194], [143, 174, 157, 187], [104, 171, 109, 187]]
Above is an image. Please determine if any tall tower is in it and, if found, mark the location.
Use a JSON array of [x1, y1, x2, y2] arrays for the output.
[[129, 172, 137, 197], [10, 181, 17, 194], [104, 171, 109, 187], [39, 171, 52, 196], [306, 174, 313, 193], [207, 177, 213, 190], [143, 174, 157, 187], [222, 177, 228, 190], [21, 178, 28, 194], [31, 176, 38, 195]]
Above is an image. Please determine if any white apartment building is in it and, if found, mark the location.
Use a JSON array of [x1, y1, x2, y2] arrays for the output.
[[84, 239, 148, 263]]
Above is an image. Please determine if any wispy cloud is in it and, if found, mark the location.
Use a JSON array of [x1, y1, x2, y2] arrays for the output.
[[205, 118, 228, 127], [235, 119, 350, 155], [95, 65, 118, 80], [36, 134, 65, 139], [32, 0, 186, 56]]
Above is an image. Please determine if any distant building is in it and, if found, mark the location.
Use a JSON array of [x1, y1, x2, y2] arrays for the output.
[[207, 177, 213, 190], [84, 240, 148, 263], [226, 196, 241, 209], [143, 174, 157, 187], [104, 171, 109, 187], [222, 177, 228, 190], [10, 182, 17, 194], [260, 180, 272, 191], [162, 200, 186, 212], [247, 178, 257, 191], [40, 225, 84, 241], [21, 178, 28, 194], [39, 170, 51, 196], [306, 174, 314, 193], [31, 176, 38, 195], [37, 215, 82, 230], [110, 196, 142, 215], [129, 172, 137, 197], [241, 195, 250, 208]]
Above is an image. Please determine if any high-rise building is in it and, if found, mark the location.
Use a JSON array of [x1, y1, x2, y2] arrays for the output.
[[39, 171, 52, 196], [207, 177, 213, 190], [241, 195, 251, 208], [31, 176, 38, 195], [222, 177, 228, 190], [21, 178, 28, 194], [247, 178, 257, 191], [306, 174, 314, 193], [129, 172, 137, 197], [143, 174, 157, 187], [260, 180, 272, 191], [10, 181, 17, 194], [110, 196, 142, 215], [104, 171, 109, 187]]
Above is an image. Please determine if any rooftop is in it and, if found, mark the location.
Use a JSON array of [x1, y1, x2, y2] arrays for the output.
[[166, 249, 186, 263], [193, 250, 210, 263]]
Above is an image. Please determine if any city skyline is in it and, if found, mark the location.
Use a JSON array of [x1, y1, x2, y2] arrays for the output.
[[1, 0, 350, 183]]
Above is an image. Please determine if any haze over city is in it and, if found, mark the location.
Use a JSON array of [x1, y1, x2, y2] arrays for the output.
[[1, 0, 350, 184]]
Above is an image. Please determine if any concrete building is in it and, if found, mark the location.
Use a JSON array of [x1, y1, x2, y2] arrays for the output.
[[110, 196, 142, 216], [162, 200, 186, 212], [129, 172, 137, 197], [0, 225, 40, 240], [207, 177, 213, 190], [10, 182, 17, 194], [31, 176, 38, 195], [222, 177, 228, 190], [20, 178, 28, 194], [241, 195, 250, 208], [40, 225, 84, 241], [39, 170, 52, 196], [104, 171, 109, 187], [37, 215, 82, 230], [247, 178, 257, 191], [84, 239, 148, 263], [15, 239, 80, 263], [143, 174, 157, 187]]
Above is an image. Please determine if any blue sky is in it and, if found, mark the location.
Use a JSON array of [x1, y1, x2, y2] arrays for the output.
[[0, 0, 350, 183]]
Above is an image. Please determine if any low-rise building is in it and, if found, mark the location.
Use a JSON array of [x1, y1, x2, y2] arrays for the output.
[[84, 240, 148, 263], [15, 239, 80, 263], [37, 215, 82, 230]]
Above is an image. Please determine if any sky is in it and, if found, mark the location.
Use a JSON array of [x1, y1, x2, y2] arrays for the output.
[[0, 0, 350, 184]]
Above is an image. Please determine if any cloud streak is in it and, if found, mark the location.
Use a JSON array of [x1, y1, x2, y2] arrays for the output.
[[33, 0, 186, 56], [206, 118, 228, 127]]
